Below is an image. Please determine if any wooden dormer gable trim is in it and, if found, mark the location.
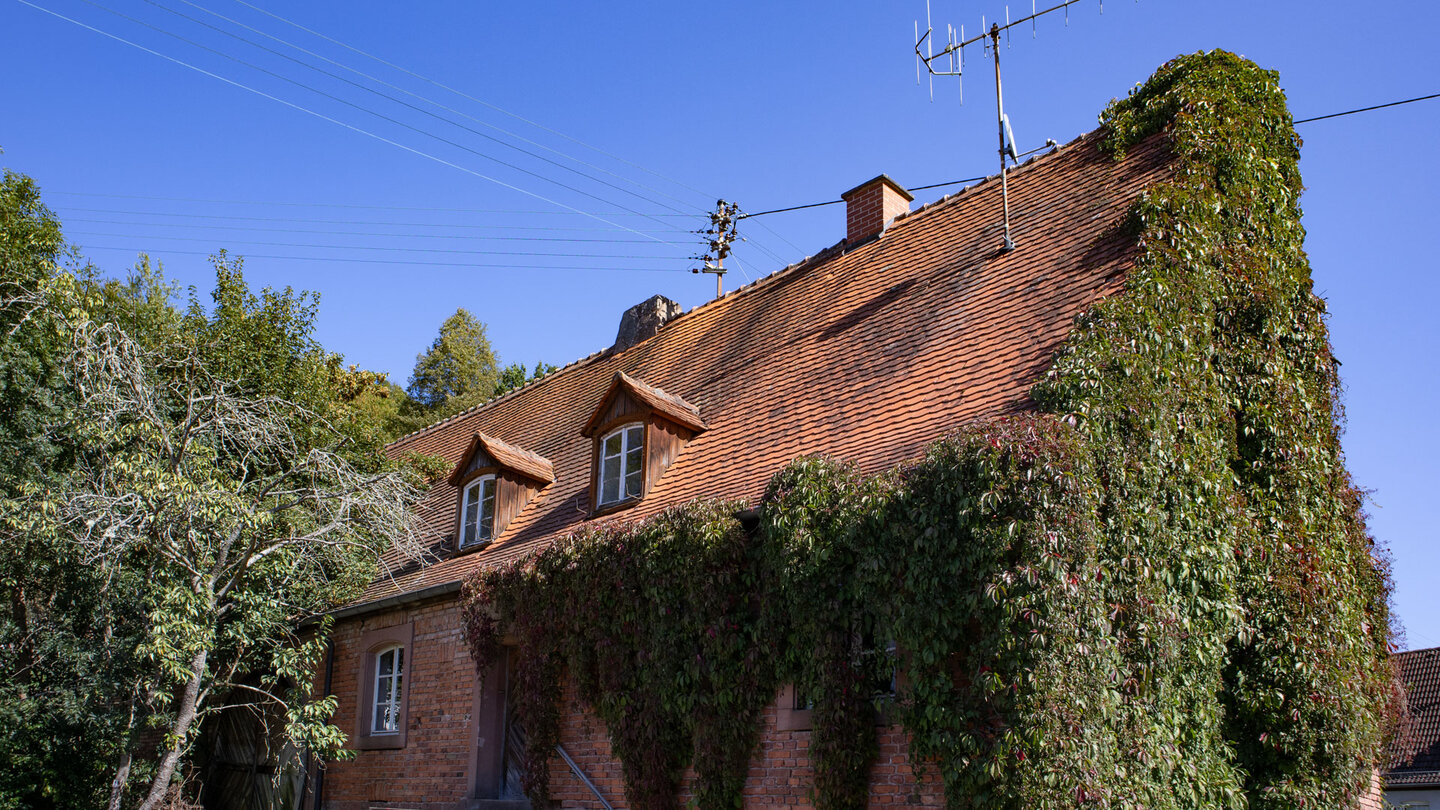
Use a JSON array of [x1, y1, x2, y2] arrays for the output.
[[447, 432, 553, 549], [581, 372, 705, 515], [580, 371, 707, 439], [448, 431, 555, 487]]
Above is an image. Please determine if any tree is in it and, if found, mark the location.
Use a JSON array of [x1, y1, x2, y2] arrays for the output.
[[406, 308, 498, 411], [45, 256, 432, 810], [0, 170, 156, 810], [493, 360, 559, 399], [0, 170, 435, 809]]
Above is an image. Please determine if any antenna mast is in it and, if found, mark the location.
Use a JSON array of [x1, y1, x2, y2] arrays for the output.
[[989, 23, 1015, 251], [691, 200, 741, 299], [914, 0, 1099, 252]]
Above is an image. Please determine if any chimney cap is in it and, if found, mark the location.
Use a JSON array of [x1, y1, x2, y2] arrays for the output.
[[841, 174, 914, 203]]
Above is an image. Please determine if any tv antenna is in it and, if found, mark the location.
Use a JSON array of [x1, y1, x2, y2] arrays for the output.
[[914, 0, 1099, 252], [691, 199, 741, 298]]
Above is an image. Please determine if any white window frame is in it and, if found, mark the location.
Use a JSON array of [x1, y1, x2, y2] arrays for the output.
[[460, 474, 497, 547], [597, 423, 645, 507], [372, 644, 404, 735]]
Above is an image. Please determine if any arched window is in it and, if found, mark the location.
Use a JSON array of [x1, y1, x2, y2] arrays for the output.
[[598, 423, 644, 507], [372, 644, 405, 734], [460, 474, 497, 547]]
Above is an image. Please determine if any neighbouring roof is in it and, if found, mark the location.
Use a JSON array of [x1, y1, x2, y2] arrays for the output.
[[355, 127, 1175, 606], [1388, 647, 1440, 787]]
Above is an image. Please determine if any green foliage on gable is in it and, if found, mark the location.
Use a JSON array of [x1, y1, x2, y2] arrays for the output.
[[461, 51, 1396, 810]]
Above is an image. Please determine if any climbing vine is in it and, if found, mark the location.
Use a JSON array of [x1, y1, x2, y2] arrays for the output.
[[464, 501, 775, 810], [462, 50, 1395, 810]]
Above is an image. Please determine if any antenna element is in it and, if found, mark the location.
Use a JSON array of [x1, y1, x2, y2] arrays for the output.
[[912, 0, 1104, 252]]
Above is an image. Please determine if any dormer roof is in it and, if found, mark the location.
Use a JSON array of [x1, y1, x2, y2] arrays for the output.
[[580, 371, 707, 438], [447, 431, 555, 486]]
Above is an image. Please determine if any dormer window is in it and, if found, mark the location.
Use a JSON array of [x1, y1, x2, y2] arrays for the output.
[[582, 372, 706, 514], [460, 474, 497, 546], [598, 424, 644, 507], [448, 432, 554, 550]]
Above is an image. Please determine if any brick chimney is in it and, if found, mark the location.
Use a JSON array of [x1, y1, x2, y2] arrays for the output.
[[841, 174, 913, 244], [614, 294, 682, 352]]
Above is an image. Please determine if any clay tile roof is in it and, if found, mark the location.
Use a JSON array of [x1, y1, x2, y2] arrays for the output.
[[447, 431, 555, 486], [354, 126, 1177, 606], [581, 370, 707, 437], [1387, 647, 1440, 787]]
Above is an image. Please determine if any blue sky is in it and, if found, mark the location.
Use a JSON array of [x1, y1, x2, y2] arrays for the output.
[[2, 0, 1437, 647]]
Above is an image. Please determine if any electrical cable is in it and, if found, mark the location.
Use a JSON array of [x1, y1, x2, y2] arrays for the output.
[[57, 206, 691, 236], [73, 0, 691, 238], [748, 218, 806, 256], [735, 237, 787, 267], [141, 0, 703, 218], [230, 0, 719, 202], [65, 230, 690, 258], [44, 191, 695, 215], [1294, 92, 1440, 124], [169, 0, 712, 215], [65, 218, 683, 242], [14, 0, 677, 245], [739, 176, 989, 220], [76, 244, 684, 272]]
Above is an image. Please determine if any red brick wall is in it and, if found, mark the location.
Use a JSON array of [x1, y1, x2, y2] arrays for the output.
[[544, 684, 944, 810], [316, 597, 478, 810], [312, 598, 1389, 810], [313, 597, 945, 810]]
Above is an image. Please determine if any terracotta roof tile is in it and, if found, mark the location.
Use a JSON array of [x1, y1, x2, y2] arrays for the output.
[[1388, 647, 1440, 786], [447, 431, 554, 485], [355, 128, 1175, 604], [581, 370, 707, 436]]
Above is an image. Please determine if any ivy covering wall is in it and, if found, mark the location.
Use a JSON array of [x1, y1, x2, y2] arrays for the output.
[[461, 51, 1396, 810]]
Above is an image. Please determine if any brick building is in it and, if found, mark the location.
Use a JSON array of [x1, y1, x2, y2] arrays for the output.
[[1383, 647, 1440, 807], [306, 123, 1169, 810], [302, 74, 1387, 810]]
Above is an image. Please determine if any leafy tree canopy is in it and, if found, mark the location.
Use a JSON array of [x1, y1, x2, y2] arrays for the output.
[[0, 170, 435, 810], [406, 308, 498, 411]]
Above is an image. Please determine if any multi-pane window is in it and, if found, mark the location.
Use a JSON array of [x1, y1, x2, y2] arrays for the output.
[[598, 424, 644, 506], [461, 475, 497, 546], [372, 645, 404, 734]]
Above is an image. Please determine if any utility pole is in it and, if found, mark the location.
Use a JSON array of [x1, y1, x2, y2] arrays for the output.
[[692, 199, 740, 299]]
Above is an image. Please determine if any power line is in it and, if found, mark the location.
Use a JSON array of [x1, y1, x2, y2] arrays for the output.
[[230, 0, 718, 203], [735, 87, 1440, 223], [169, 0, 712, 215], [76, 244, 684, 272], [64, 218, 684, 242], [910, 176, 989, 193], [1294, 91, 1440, 124], [56, 206, 690, 235], [139, 0, 702, 218], [66, 230, 689, 258], [15, 0, 677, 246], [74, 0, 689, 236], [44, 191, 695, 215], [740, 175, 988, 219]]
